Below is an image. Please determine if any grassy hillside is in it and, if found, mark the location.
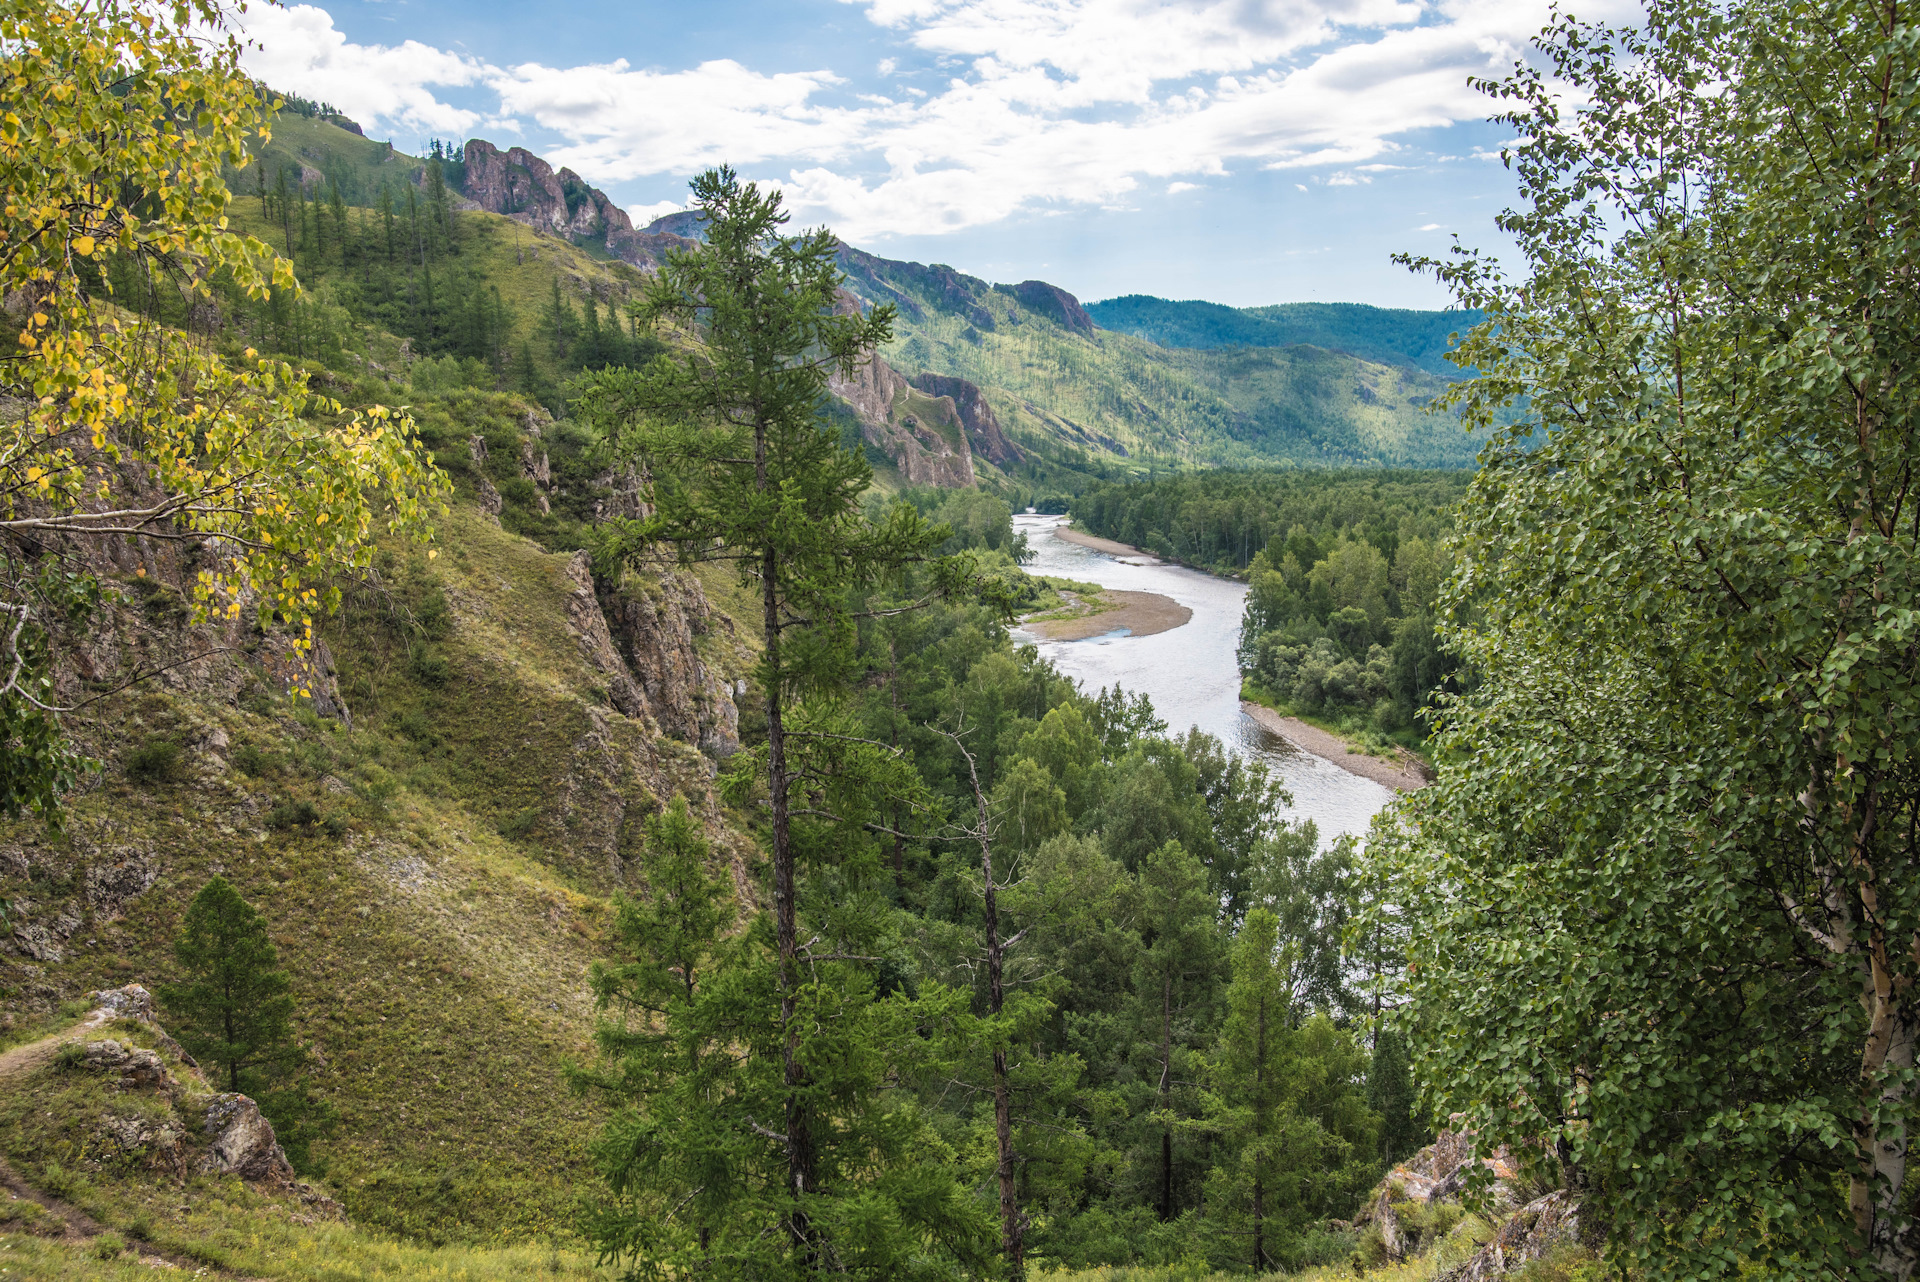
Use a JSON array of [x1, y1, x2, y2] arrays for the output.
[[1083, 297, 1488, 377], [0, 381, 755, 1247], [841, 258, 1485, 476]]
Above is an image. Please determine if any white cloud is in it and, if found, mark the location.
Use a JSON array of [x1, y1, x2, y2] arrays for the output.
[[1166, 181, 1200, 194], [490, 59, 852, 177], [631, 200, 689, 226], [239, 0, 1640, 239], [236, 5, 488, 137], [1416, 222, 1443, 229]]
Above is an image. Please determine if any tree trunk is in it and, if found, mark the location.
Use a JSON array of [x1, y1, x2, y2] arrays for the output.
[[962, 734, 1024, 1280], [1159, 974, 1173, 1222], [1253, 992, 1267, 1272], [763, 462, 814, 1261]]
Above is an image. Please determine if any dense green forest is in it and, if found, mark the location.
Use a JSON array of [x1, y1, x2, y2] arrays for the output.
[[1082, 298, 1486, 377], [14, 0, 1920, 1278], [1071, 472, 1467, 740]]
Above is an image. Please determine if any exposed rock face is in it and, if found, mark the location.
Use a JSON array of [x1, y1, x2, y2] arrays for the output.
[[1356, 1126, 1587, 1277], [909, 373, 1022, 466], [1013, 280, 1096, 335], [562, 551, 652, 724], [561, 552, 741, 759], [80, 1038, 168, 1089], [1439, 1191, 1585, 1282], [89, 983, 156, 1023], [829, 352, 975, 488], [598, 570, 742, 759], [460, 140, 695, 270], [202, 1093, 298, 1188]]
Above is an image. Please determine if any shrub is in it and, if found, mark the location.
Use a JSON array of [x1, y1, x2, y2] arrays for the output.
[[264, 799, 321, 831], [232, 743, 278, 776], [409, 647, 452, 686], [93, 1230, 127, 1259], [125, 737, 184, 784]]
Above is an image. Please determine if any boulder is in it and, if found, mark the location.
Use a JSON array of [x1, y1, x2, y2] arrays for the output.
[[1439, 1191, 1585, 1281], [201, 1093, 297, 1189], [78, 1038, 169, 1089]]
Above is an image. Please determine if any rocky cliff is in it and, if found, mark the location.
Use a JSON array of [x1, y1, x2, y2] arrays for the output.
[[909, 372, 1023, 466], [459, 139, 694, 270], [828, 349, 975, 488]]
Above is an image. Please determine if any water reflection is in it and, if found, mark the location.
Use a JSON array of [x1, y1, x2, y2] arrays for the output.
[[1011, 515, 1393, 845]]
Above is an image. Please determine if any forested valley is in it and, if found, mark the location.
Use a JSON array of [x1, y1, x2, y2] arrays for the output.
[[4, 0, 1920, 1280]]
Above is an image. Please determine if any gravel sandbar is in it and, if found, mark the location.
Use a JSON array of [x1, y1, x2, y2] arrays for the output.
[[1021, 589, 1193, 640], [1241, 701, 1431, 792]]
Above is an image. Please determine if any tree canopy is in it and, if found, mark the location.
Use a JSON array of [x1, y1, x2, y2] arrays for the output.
[[0, 0, 446, 817], [1369, 0, 1920, 1276]]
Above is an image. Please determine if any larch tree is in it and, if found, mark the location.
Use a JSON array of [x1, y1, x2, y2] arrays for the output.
[[575, 167, 999, 1279]]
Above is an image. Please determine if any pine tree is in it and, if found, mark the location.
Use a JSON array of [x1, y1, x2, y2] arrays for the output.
[[575, 166, 999, 1279], [157, 875, 300, 1093], [1208, 908, 1290, 1271]]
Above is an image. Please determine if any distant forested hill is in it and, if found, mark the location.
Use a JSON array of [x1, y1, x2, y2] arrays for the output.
[[837, 253, 1489, 478], [206, 106, 1487, 486], [1084, 296, 1486, 376]]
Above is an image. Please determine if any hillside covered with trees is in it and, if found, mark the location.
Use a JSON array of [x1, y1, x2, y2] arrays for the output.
[[6, 0, 1920, 1279]]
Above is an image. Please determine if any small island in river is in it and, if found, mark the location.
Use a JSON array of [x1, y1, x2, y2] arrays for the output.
[[1019, 586, 1194, 640]]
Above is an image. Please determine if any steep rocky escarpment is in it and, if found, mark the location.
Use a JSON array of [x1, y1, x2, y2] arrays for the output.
[[909, 372, 1023, 466], [459, 139, 695, 270], [828, 350, 975, 488]]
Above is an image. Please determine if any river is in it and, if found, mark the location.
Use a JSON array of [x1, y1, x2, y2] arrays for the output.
[[1009, 515, 1394, 845]]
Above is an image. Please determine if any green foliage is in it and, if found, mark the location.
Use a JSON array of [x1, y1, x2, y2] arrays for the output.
[[1085, 296, 1486, 376], [1367, 0, 1920, 1277], [264, 799, 322, 831], [123, 738, 185, 785], [1071, 469, 1465, 738], [157, 875, 302, 1094]]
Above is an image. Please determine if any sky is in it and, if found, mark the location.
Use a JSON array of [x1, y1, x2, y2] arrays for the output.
[[231, 0, 1637, 310]]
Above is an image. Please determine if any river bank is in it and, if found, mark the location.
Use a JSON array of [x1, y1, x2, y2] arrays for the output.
[[1013, 514, 1395, 843], [1240, 701, 1430, 792], [1021, 588, 1193, 640], [1053, 527, 1158, 560]]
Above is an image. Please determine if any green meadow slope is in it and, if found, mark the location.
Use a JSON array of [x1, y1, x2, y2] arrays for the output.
[[0, 383, 758, 1249]]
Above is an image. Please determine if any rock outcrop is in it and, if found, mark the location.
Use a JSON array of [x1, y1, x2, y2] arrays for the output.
[[1012, 280, 1096, 335], [56, 986, 343, 1218], [829, 351, 975, 488], [562, 552, 743, 759], [202, 1093, 298, 1188], [1354, 1127, 1592, 1278], [909, 373, 1022, 466], [459, 140, 695, 270]]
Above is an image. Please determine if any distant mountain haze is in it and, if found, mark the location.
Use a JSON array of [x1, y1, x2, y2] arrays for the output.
[[1084, 296, 1487, 377]]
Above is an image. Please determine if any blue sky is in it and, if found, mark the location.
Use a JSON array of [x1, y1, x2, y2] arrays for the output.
[[235, 0, 1634, 309]]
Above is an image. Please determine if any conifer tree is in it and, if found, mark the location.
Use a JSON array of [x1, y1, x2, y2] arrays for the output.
[[576, 166, 998, 1278], [1131, 839, 1222, 1222], [158, 875, 300, 1093], [1207, 908, 1289, 1271]]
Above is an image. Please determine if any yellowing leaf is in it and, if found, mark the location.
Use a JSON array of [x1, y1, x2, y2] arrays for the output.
[[71, 235, 94, 256]]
